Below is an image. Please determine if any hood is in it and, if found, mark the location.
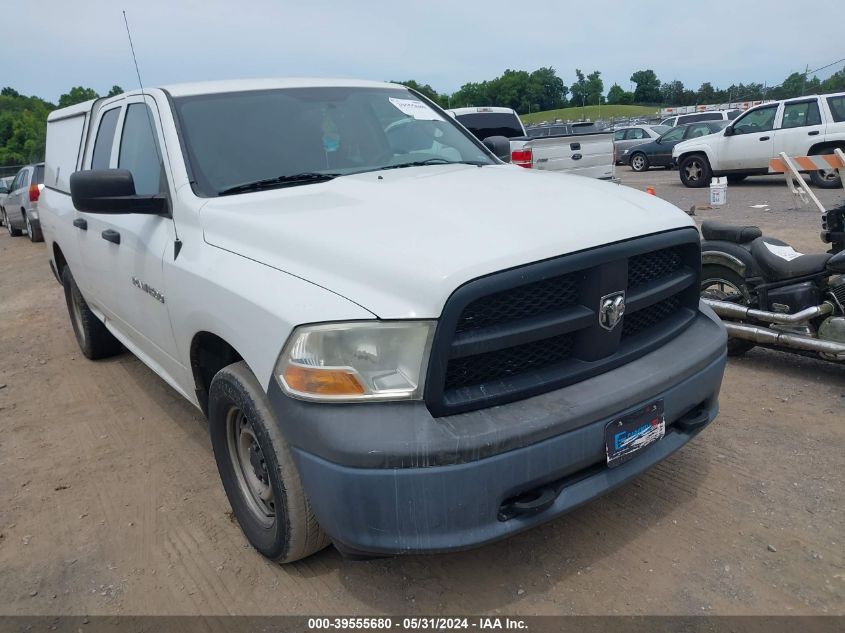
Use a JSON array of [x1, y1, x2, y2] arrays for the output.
[[673, 130, 725, 156], [200, 164, 694, 318]]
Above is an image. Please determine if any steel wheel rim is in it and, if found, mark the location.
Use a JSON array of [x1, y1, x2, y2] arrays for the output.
[[632, 155, 644, 170], [226, 407, 275, 527], [817, 168, 838, 182]]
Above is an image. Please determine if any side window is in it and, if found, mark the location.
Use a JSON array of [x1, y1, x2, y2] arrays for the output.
[[686, 124, 712, 139], [628, 128, 647, 140], [91, 108, 121, 169], [733, 106, 778, 134], [661, 127, 685, 143], [118, 103, 165, 195], [781, 101, 822, 129], [613, 130, 626, 141], [827, 96, 845, 123]]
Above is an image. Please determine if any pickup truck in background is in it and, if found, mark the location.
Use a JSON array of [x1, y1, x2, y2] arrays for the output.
[[449, 106, 616, 179], [673, 92, 845, 188], [39, 79, 726, 562]]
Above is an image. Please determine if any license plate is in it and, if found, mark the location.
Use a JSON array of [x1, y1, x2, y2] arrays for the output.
[[605, 400, 665, 468]]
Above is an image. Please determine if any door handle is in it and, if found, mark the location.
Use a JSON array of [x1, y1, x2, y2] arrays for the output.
[[101, 229, 121, 245], [808, 130, 820, 136], [759, 136, 770, 141], [571, 153, 583, 161], [72, 218, 87, 231]]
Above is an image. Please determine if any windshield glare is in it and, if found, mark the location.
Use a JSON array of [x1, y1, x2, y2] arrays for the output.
[[174, 87, 495, 196]]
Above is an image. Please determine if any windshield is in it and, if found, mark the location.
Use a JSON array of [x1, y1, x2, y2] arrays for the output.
[[174, 87, 494, 197], [650, 125, 670, 135]]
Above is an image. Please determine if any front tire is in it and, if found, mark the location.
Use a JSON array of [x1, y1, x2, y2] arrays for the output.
[[808, 147, 843, 189], [62, 266, 123, 360], [679, 154, 712, 188], [6, 211, 22, 237], [629, 152, 649, 172], [208, 361, 330, 563], [701, 265, 755, 356]]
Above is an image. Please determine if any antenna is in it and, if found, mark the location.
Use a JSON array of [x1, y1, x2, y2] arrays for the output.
[[123, 11, 146, 96]]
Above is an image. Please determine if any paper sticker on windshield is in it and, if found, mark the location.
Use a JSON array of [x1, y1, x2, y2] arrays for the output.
[[388, 97, 442, 121], [764, 242, 803, 261]]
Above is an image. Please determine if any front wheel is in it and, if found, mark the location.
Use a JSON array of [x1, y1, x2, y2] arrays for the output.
[[808, 147, 843, 189], [679, 154, 712, 188], [629, 153, 649, 172], [6, 211, 22, 237], [701, 264, 755, 356], [208, 361, 330, 562]]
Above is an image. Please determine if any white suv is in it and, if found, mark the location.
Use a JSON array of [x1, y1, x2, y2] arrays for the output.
[[659, 110, 741, 127], [673, 92, 845, 188]]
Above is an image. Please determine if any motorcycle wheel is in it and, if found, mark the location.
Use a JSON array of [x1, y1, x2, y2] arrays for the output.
[[701, 265, 756, 356]]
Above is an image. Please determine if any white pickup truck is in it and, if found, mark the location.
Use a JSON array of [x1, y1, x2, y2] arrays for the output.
[[449, 106, 615, 179], [673, 92, 845, 188], [39, 79, 726, 562]]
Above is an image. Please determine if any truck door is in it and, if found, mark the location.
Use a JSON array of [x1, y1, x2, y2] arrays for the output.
[[773, 99, 824, 159], [720, 104, 779, 170], [78, 95, 183, 380]]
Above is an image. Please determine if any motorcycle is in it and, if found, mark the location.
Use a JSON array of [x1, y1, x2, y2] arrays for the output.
[[699, 203, 845, 362]]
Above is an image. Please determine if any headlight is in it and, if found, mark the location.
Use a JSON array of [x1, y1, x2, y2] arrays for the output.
[[275, 321, 436, 402]]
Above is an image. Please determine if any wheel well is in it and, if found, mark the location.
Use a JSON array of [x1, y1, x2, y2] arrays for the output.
[[53, 243, 68, 275], [190, 332, 244, 416], [809, 140, 845, 155]]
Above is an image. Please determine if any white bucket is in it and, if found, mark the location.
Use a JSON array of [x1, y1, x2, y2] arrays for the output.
[[710, 177, 727, 207]]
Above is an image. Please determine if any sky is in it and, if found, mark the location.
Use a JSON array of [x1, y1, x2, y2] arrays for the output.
[[5, 0, 844, 104]]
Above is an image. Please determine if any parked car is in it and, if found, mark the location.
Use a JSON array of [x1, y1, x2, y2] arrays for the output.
[[659, 110, 741, 127], [40, 79, 726, 562], [0, 175, 14, 226], [613, 125, 670, 164], [625, 121, 728, 172], [2, 163, 44, 241], [673, 92, 845, 188], [449, 107, 615, 179]]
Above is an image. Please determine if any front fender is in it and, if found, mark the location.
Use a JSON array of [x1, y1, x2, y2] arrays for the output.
[[673, 142, 714, 164]]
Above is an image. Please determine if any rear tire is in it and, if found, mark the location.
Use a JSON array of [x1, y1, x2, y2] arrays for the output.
[[208, 361, 330, 563], [25, 214, 43, 242], [679, 154, 712, 188], [62, 266, 123, 360], [701, 265, 755, 356], [629, 153, 649, 172], [808, 147, 843, 189]]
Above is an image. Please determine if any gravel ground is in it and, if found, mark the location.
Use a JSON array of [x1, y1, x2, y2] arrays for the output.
[[0, 168, 842, 616]]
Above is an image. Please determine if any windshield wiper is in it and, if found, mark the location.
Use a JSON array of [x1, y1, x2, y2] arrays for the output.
[[378, 158, 487, 171], [219, 172, 340, 196]]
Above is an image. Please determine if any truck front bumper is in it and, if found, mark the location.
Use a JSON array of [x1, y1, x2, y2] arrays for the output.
[[267, 306, 727, 556]]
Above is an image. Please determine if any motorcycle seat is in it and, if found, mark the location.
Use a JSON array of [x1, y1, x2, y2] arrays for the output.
[[750, 237, 832, 282], [701, 221, 763, 243]]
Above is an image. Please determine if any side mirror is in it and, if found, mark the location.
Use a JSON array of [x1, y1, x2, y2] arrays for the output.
[[482, 135, 512, 162], [0, 186, 8, 194], [70, 169, 167, 215], [724, 126, 734, 137]]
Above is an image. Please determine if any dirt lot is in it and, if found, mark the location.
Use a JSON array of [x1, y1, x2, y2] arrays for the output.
[[0, 170, 843, 616]]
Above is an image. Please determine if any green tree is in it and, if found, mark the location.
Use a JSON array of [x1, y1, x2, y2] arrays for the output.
[[659, 80, 684, 105], [696, 82, 716, 104], [606, 83, 633, 105], [570, 69, 588, 108], [58, 86, 99, 108], [586, 71, 604, 105], [106, 85, 124, 97], [630, 69, 661, 103]]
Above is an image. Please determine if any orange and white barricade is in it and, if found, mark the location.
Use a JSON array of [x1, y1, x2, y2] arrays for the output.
[[768, 149, 845, 213]]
